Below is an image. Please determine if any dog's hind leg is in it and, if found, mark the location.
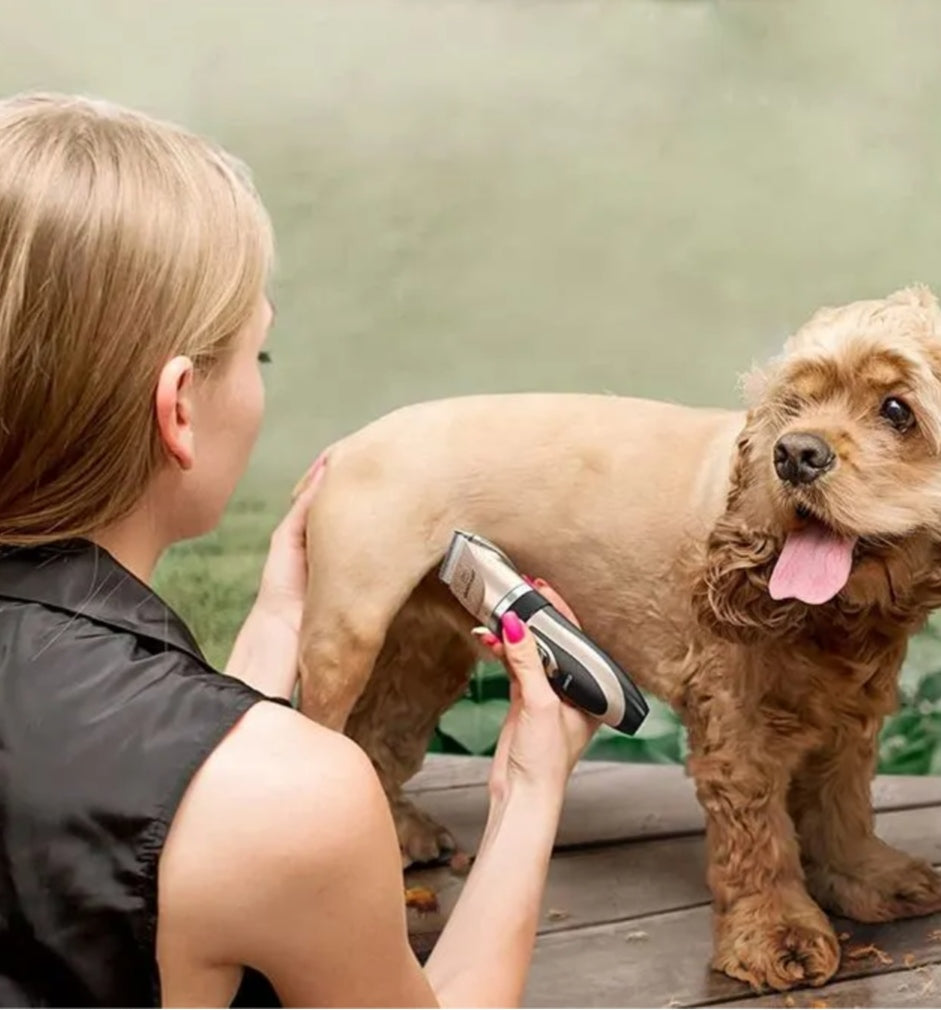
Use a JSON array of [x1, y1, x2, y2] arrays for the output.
[[297, 595, 392, 732], [295, 468, 444, 732], [790, 699, 941, 923], [344, 588, 479, 867], [294, 447, 479, 864]]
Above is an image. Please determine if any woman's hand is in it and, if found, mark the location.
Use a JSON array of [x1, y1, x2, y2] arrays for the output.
[[477, 580, 602, 807], [224, 453, 327, 697], [252, 453, 328, 633]]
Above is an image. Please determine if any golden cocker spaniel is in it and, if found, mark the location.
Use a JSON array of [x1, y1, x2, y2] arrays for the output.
[[296, 285, 941, 991]]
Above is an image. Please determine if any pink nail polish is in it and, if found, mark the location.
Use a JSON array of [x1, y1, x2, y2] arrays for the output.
[[481, 632, 500, 649], [502, 612, 525, 644], [308, 452, 328, 478]]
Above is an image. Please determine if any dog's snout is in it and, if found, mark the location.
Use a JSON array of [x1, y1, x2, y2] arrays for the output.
[[773, 432, 835, 486]]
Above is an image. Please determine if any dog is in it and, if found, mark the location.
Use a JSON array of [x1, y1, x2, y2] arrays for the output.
[[294, 285, 941, 992]]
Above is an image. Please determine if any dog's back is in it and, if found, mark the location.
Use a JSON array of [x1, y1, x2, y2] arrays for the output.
[[304, 392, 742, 680]]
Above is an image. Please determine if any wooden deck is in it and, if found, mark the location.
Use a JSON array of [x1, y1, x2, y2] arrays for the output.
[[403, 756, 941, 1008]]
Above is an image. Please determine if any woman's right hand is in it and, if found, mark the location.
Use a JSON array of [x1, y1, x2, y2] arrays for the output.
[[478, 580, 602, 806]]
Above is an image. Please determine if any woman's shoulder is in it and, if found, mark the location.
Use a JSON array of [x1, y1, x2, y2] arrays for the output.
[[161, 700, 384, 877], [156, 702, 395, 989]]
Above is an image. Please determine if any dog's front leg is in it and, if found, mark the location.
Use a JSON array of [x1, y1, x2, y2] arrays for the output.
[[685, 697, 840, 992], [791, 713, 941, 923]]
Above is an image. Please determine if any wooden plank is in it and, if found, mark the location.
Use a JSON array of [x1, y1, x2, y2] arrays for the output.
[[407, 833, 708, 950], [724, 962, 941, 1008], [407, 754, 490, 791], [407, 753, 611, 794], [522, 903, 941, 1008], [407, 762, 941, 856], [406, 807, 941, 948], [871, 774, 941, 810], [409, 764, 703, 854], [409, 757, 941, 812]]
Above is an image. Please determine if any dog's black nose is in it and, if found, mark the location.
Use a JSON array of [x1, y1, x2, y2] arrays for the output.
[[773, 432, 835, 485]]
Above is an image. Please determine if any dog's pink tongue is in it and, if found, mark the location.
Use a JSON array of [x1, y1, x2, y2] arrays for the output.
[[768, 523, 856, 605]]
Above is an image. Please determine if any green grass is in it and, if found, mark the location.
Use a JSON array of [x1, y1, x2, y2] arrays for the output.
[[153, 496, 275, 670], [155, 497, 941, 775]]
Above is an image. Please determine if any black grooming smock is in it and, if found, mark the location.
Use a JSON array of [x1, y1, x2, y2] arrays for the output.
[[0, 539, 284, 1007]]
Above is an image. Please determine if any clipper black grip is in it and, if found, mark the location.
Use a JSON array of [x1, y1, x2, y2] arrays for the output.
[[505, 589, 551, 623], [532, 626, 609, 716], [505, 590, 649, 735]]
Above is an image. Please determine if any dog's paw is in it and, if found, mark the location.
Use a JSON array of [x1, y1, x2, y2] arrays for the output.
[[713, 894, 840, 992], [392, 797, 457, 869], [807, 847, 941, 923]]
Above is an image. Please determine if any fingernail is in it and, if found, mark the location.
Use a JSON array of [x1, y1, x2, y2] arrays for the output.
[[502, 611, 525, 644], [293, 452, 327, 501]]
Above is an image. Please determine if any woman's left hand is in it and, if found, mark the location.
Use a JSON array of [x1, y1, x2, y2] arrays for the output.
[[253, 453, 327, 632], [224, 454, 326, 698]]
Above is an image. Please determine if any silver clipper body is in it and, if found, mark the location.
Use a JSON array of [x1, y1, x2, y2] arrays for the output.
[[438, 530, 648, 735]]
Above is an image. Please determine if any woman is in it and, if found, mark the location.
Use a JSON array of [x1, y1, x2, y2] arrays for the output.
[[0, 92, 601, 1008]]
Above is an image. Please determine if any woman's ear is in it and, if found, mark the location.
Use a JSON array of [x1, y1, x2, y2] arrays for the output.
[[155, 355, 196, 470]]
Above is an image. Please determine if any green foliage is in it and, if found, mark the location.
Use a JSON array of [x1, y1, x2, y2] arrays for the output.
[[428, 661, 509, 755], [879, 613, 941, 776], [429, 619, 941, 775], [158, 500, 941, 775], [428, 656, 688, 764], [428, 659, 690, 764]]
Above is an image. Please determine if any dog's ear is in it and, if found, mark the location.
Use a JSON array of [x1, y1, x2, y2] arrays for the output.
[[689, 412, 802, 644], [886, 283, 940, 313], [904, 539, 941, 616]]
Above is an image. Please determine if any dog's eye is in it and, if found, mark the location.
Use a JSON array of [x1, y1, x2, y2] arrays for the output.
[[880, 396, 914, 432]]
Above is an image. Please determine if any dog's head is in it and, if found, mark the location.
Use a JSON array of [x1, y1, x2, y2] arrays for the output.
[[694, 284, 941, 642]]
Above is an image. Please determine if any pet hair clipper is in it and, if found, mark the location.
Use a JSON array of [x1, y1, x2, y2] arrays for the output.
[[438, 530, 648, 735]]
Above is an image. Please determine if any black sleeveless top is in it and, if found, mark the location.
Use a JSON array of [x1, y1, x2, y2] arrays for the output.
[[0, 540, 284, 1007]]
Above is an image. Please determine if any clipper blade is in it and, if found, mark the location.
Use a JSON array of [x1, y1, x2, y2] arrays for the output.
[[438, 530, 470, 586]]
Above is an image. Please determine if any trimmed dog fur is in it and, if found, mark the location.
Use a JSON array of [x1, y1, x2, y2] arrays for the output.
[[296, 285, 941, 992]]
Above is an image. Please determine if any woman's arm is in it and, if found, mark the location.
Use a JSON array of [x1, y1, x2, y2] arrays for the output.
[[424, 783, 562, 1006], [424, 601, 596, 1006], [158, 702, 436, 1008], [159, 596, 597, 1009], [223, 608, 299, 700]]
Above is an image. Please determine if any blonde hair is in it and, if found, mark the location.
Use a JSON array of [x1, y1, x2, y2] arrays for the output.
[[0, 92, 274, 545]]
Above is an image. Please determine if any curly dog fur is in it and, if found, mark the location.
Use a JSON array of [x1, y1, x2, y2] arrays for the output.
[[296, 285, 941, 992]]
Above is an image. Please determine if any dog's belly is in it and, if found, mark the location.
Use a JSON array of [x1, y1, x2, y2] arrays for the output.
[[331, 392, 745, 701]]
